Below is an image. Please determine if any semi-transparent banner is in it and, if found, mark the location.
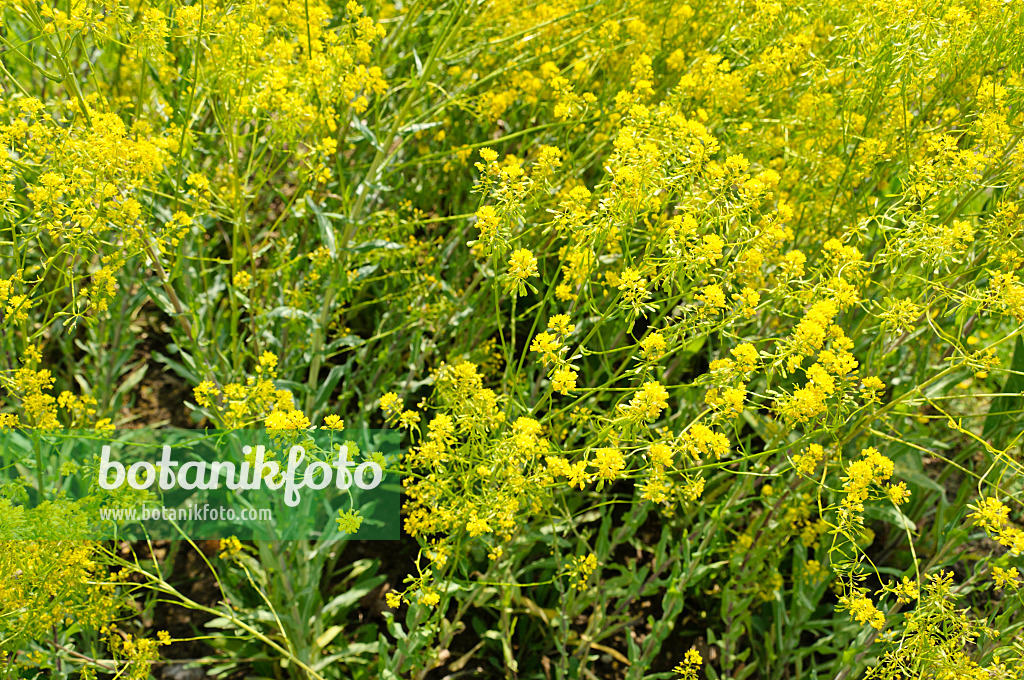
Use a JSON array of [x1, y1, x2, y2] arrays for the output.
[[0, 429, 401, 540]]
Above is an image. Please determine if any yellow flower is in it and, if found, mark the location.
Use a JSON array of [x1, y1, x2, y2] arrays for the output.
[[547, 313, 575, 336], [861, 376, 885, 401], [530, 331, 562, 363], [568, 554, 598, 590], [505, 248, 539, 296], [392, 407, 418, 429], [697, 283, 727, 310], [265, 409, 311, 430], [466, 514, 490, 536], [593, 447, 625, 481], [992, 566, 1021, 589], [640, 331, 668, 360], [566, 460, 591, 489], [551, 367, 577, 395], [218, 537, 243, 560], [336, 509, 363, 534], [792, 444, 824, 476], [649, 443, 673, 467], [674, 648, 703, 679], [617, 267, 654, 317], [682, 475, 705, 500], [731, 343, 759, 371], [232, 271, 252, 288], [380, 392, 401, 416], [625, 381, 669, 421], [838, 590, 886, 630], [474, 205, 502, 247], [684, 423, 730, 460], [888, 482, 911, 505]]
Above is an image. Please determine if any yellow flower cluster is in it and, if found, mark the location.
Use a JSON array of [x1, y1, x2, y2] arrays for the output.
[[838, 589, 886, 630], [840, 447, 909, 519], [673, 649, 704, 680], [0, 540, 124, 653], [970, 498, 1024, 555]]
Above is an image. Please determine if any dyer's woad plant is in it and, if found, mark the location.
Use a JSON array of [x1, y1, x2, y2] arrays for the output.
[[1, 0, 1023, 677]]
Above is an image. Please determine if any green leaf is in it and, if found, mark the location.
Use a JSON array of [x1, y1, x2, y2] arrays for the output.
[[348, 239, 404, 253], [982, 335, 1024, 450], [307, 196, 337, 258]]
